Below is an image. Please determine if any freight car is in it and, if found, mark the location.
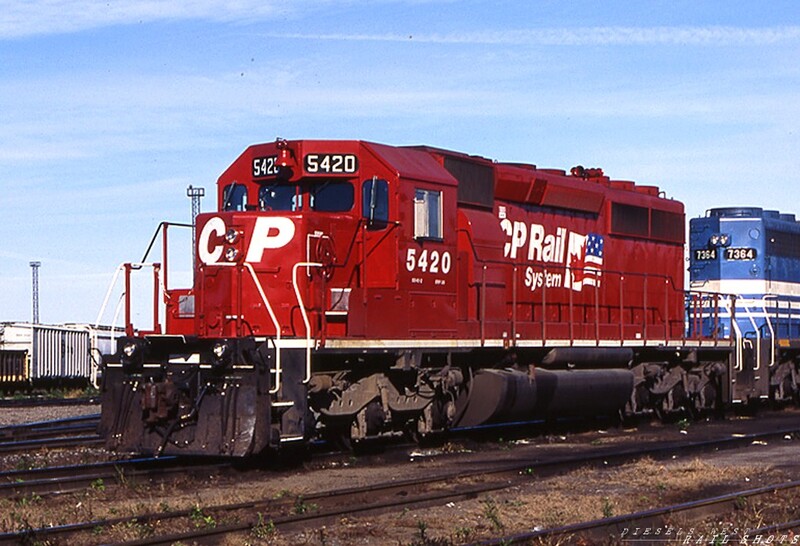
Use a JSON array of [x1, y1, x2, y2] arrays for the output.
[[0, 322, 112, 389], [99, 139, 735, 457], [689, 207, 800, 404]]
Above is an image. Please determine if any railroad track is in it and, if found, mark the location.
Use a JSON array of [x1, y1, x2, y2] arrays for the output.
[[0, 456, 230, 499], [0, 413, 100, 441], [472, 479, 800, 544], [8, 422, 800, 545], [0, 413, 102, 455]]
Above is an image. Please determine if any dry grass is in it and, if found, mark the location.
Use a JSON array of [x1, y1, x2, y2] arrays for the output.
[[0, 453, 789, 546]]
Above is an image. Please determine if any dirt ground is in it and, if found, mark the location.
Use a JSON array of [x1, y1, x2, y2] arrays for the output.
[[0, 402, 100, 426], [3, 409, 800, 545]]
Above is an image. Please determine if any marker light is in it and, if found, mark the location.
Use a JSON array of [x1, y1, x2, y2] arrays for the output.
[[224, 228, 239, 244], [224, 247, 239, 262]]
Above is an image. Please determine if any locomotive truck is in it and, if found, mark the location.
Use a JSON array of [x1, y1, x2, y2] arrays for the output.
[[100, 139, 750, 457]]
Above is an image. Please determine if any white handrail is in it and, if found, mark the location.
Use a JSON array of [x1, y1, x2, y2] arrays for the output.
[[95, 263, 127, 329], [761, 295, 777, 368], [722, 297, 744, 371], [739, 300, 762, 371], [292, 262, 322, 384]]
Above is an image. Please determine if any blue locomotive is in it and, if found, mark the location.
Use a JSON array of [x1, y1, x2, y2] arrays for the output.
[[689, 207, 800, 403]]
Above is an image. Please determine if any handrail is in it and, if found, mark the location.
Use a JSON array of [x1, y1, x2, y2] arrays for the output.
[[139, 221, 192, 263], [721, 298, 745, 371], [96, 262, 164, 337], [458, 224, 694, 345], [738, 298, 763, 371], [95, 263, 127, 330], [761, 295, 777, 368], [292, 262, 323, 385]]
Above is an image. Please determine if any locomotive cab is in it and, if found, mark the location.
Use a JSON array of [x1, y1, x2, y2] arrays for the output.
[[100, 139, 465, 456]]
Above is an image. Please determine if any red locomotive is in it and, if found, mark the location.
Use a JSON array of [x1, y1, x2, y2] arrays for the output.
[[100, 139, 731, 457]]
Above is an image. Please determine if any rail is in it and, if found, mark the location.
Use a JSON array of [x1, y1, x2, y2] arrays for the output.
[[96, 262, 164, 337], [96, 222, 192, 337], [469, 258, 730, 347], [457, 227, 732, 347]]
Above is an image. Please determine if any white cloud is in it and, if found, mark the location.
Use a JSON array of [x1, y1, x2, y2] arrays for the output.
[[267, 26, 800, 46], [0, 0, 295, 38]]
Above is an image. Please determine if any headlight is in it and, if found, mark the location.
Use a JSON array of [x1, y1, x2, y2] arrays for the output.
[[719, 234, 730, 246], [122, 342, 137, 358], [224, 247, 239, 262], [212, 342, 228, 359], [120, 339, 145, 372], [709, 234, 720, 246], [224, 228, 239, 244]]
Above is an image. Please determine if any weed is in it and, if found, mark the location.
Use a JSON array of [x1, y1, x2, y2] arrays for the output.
[[15, 456, 35, 472], [117, 518, 154, 539], [454, 525, 473, 541], [91, 478, 105, 492], [482, 498, 504, 531], [601, 496, 614, 518], [16, 493, 42, 507], [418, 520, 428, 540], [189, 504, 216, 528], [405, 519, 455, 546], [251, 512, 276, 539], [114, 464, 129, 489], [293, 496, 318, 515]]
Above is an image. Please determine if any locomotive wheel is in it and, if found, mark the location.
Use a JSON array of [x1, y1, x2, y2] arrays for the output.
[[322, 417, 354, 451]]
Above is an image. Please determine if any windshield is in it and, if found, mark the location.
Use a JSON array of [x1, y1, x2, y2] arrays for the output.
[[258, 180, 354, 212], [259, 184, 300, 211]]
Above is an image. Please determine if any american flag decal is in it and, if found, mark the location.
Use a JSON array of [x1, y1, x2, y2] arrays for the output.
[[583, 233, 604, 286], [568, 232, 605, 291]]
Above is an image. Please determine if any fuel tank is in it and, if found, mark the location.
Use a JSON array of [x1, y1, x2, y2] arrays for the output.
[[453, 368, 633, 427]]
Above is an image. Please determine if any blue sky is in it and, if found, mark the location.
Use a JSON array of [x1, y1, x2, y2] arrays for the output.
[[1, 0, 799, 325]]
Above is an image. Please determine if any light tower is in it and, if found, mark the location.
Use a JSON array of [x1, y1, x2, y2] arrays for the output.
[[186, 185, 205, 270], [29, 261, 41, 324]]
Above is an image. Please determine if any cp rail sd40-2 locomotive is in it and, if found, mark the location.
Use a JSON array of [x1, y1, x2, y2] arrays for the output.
[[99, 139, 775, 457]]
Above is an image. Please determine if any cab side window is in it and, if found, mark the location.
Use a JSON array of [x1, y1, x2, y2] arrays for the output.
[[362, 178, 389, 229], [223, 184, 248, 211], [414, 189, 442, 240]]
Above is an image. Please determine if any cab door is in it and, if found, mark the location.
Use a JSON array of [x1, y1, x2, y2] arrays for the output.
[[361, 176, 398, 289]]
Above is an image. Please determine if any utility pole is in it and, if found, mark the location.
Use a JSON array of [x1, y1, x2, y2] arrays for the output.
[[186, 185, 205, 272], [29, 261, 41, 324]]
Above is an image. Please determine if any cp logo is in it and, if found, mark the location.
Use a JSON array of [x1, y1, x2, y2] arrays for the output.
[[198, 216, 296, 264]]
